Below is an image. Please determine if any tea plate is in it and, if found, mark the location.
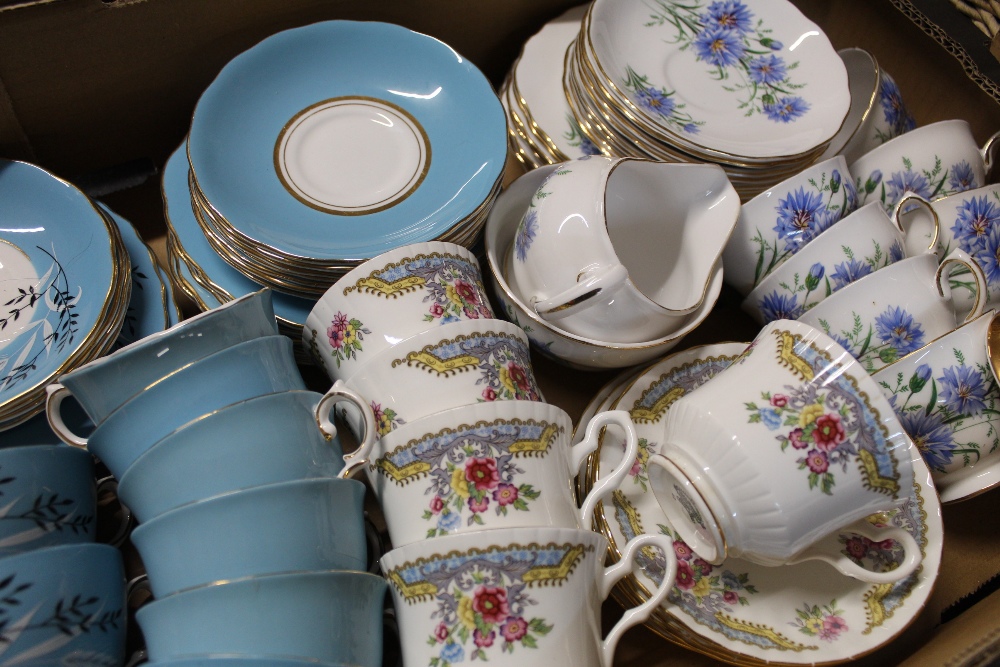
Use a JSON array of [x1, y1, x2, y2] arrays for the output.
[[99, 205, 170, 346], [188, 20, 506, 261], [587, 343, 942, 665], [586, 0, 849, 159], [0, 160, 119, 419], [162, 145, 313, 330]]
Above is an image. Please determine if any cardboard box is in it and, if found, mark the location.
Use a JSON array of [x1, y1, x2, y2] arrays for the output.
[[3, 0, 1000, 664]]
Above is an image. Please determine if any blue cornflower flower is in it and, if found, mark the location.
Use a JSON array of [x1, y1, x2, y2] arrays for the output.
[[874, 306, 925, 355], [948, 160, 978, 193], [863, 170, 883, 195], [978, 224, 1000, 288], [879, 73, 916, 135], [916, 364, 933, 383], [901, 411, 955, 473], [805, 262, 825, 290], [939, 365, 989, 416], [951, 195, 1000, 254], [635, 86, 676, 118], [885, 169, 933, 204], [830, 170, 842, 193], [514, 209, 537, 262], [889, 240, 905, 263], [580, 135, 600, 156], [759, 291, 800, 322], [748, 54, 787, 85], [830, 258, 873, 291], [773, 186, 826, 251], [704, 0, 755, 32], [693, 25, 746, 68], [440, 643, 464, 664], [683, 122, 700, 134], [763, 96, 810, 123]]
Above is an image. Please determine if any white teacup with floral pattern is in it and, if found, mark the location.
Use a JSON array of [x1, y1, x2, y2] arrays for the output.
[[364, 401, 638, 547], [646, 320, 922, 583], [380, 526, 676, 667], [872, 310, 1000, 502], [742, 202, 931, 324], [304, 241, 493, 383], [850, 119, 999, 214], [722, 156, 859, 296], [798, 249, 988, 373], [323, 319, 544, 464], [896, 183, 1000, 317]]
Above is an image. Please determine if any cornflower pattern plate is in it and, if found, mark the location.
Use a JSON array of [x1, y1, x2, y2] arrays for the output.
[[583, 342, 941, 665], [587, 0, 849, 158]]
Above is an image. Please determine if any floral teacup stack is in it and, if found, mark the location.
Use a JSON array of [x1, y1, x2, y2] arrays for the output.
[[306, 241, 681, 667]]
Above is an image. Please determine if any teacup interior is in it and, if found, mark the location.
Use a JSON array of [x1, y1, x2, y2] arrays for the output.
[[605, 161, 731, 311]]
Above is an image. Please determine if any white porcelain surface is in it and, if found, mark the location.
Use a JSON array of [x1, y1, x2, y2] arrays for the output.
[[587, 0, 849, 159], [799, 249, 988, 373], [742, 203, 914, 324], [485, 164, 722, 370], [646, 320, 920, 582], [583, 342, 941, 664], [508, 156, 737, 342], [305, 242, 493, 383], [723, 156, 859, 296]]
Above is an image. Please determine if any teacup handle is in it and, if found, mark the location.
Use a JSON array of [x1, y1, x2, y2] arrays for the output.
[[45, 383, 88, 448], [313, 380, 378, 479], [980, 129, 1000, 177], [787, 521, 921, 584], [599, 533, 677, 667], [936, 247, 989, 324], [570, 410, 639, 530], [891, 191, 940, 255], [96, 476, 134, 549], [531, 263, 629, 320]]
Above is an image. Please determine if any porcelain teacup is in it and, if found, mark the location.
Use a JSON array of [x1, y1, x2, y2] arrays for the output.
[[507, 155, 738, 342], [895, 183, 1000, 316], [872, 310, 1000, 503], [327, 318, 543, 447], [361, 401, 639, 547], [380, 526, 676, 667], [0, 444, 97, 554], [821, 48, 915, 164], [742, 202, 928, 324], [0, 543, 126, 665], [131, 477, 367, 598], [135, 570, 387, 664], [798, 249, 988, 373], [851, 119, 999, 214], [646, 320, 922, 583], [47, 289, 277, 427], [116, 390, 347, 523], [722, 156, 860, 296], [305, 241, 494, 383]]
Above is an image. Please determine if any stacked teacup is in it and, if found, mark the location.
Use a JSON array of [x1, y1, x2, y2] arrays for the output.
[[306, 241, 680, 667], [44, 288, 388, 666], [0, 430, 128, 665]]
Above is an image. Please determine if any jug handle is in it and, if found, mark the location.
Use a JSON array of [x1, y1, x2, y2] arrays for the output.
[[531, 264, 629, 321]]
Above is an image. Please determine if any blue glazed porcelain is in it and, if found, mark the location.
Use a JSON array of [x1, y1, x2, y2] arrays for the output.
[[145, 658, 345, 667], [132, 477, 367, 597], [65, 335, 304, 479], [161, 143, 313, 329], [117, 390, 344, 523], [50, 288, 277, 427], [0, 160, 122, 421], [0, 444, 96, 553], [0, 543, 126, 664], [187, 20, 505, 261], [99, 204, 171, 347], [136, 570, 387, 665]]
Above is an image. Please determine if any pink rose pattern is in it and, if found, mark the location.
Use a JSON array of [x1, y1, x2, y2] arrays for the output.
[[323, 311, 371, 367], [790, 600, 848, 642]]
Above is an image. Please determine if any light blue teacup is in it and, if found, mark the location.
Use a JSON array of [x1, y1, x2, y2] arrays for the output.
[[117, 390, 346, 523], [0, 543, 126, 665], [48, 335, 306, 479], [131, 477, 367, 597], [136, 570, 387, 665], [143, 657, 345, 667], [0, 444, 97, 554], [46, 289, 277, 427]]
